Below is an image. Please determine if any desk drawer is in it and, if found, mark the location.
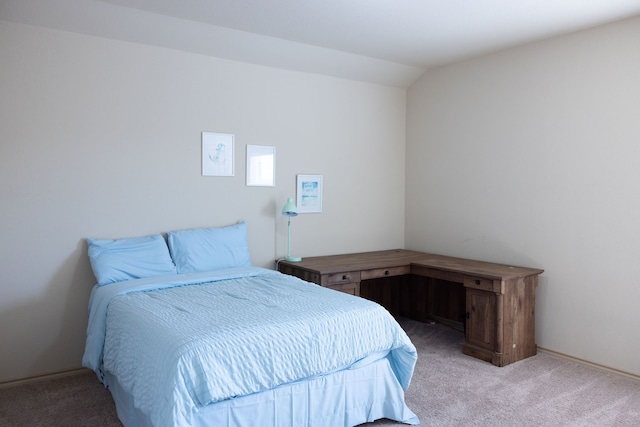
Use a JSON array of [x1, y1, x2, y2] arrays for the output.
[[327, 271, 360, 285], [326, 282, 360, 296], [361, 266, 410, 280], [463, 276, 502, 293], [278, 265, 321, 284]]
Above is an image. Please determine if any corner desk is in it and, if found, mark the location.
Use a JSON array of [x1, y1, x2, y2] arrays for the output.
[[278, 249, 544, 367]]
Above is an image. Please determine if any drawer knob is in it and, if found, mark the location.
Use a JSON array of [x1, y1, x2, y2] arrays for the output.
[[342, 274, 349, 280], [475, 279, 481, 285], [384, 270, 390, 276]]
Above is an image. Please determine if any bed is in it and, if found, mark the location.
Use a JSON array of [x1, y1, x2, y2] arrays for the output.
[[82, 222, 419, 427]]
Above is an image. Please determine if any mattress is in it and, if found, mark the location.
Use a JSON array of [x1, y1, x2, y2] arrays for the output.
[[83, 267, 418, 426]]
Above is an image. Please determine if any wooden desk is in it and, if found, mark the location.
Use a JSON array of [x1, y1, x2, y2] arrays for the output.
[[278, 249, 544, 367]]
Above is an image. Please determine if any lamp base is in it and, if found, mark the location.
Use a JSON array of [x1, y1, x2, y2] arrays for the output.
[[285, 256, 302, 262]]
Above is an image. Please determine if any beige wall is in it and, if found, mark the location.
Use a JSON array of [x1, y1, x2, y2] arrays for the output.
[[0, 21, 407, 382], [406, 16, 640, 376], [3, 13, 639, 384]]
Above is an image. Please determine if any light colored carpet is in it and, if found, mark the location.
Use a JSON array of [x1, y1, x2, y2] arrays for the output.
[[0, 368, 118, 426], [371, 318, 640, 427], [1, 318, 639, 426]]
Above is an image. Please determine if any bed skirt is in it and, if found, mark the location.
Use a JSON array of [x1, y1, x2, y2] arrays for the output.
[[105, 352, 419, 427]]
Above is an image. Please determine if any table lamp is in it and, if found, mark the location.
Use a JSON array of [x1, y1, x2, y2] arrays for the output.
[[282, 197, 302, 262]]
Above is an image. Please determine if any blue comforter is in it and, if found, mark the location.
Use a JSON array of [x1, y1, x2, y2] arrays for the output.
[[82, 267, 417, 427]]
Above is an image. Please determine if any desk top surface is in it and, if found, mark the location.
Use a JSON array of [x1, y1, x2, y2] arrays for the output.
[[279, 249, 544, 280]]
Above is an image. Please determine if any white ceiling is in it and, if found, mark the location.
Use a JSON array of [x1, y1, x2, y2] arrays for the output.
[[3, 0, 640, 87]]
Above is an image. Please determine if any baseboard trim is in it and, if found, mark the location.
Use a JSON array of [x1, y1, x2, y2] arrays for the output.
[[3, 348, 638, 388], [538, 347, 640, 382], [0, 367, 91, 389]]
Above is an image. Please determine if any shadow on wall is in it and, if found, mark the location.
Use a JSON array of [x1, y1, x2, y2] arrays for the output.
[[36, 239, 96, 378], [0, 240, 96, 383], [457, 234, 540, 269]]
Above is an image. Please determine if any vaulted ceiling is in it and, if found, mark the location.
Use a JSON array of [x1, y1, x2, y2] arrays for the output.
[[3, 0, 640, 87]]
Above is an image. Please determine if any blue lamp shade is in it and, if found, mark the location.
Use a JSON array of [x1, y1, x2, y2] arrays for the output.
[[282, 197, 301, 262], [282, 197, 298, 217]]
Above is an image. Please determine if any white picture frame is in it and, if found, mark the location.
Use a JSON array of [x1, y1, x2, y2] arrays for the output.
[[202, 132, 234, 176], [246, 145, 276, 187], [296, 174, 323, 213]]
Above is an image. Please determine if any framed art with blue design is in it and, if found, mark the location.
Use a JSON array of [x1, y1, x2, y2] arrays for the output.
[[296, 174, 323, 213], [202, 132, 234, 176]]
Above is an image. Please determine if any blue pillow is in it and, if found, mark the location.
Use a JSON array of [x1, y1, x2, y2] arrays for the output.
[[87, 234, 177, 285], [167, 222, 251, 274]]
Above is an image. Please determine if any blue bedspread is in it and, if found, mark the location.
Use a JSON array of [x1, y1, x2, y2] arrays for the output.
[[82, 267, 417, 427]]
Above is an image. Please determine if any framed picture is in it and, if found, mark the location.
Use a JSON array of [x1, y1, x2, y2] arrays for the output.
[[246, 145, 276, 187], [202, 132, 234, 176], [296, 174, 323, 213]]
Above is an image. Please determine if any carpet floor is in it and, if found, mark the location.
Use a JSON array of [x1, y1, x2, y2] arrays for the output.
[[1, 318, 639, 426]]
